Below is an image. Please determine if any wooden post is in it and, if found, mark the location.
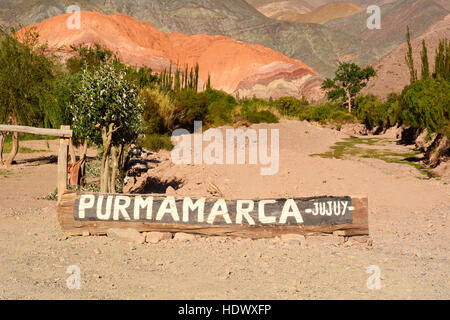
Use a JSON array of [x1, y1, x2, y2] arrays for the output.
[[58, 125, 70, 202]]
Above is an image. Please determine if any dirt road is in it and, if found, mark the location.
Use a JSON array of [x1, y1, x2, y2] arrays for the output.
[[0, 121, 448, 299]]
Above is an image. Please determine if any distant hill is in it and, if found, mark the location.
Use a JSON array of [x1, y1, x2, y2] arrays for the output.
[[364, 14, 450, 99], [19, 11, 325, 101], [245, 0, 322, 18], [0, 0, 379, 77], [274, 2, 362, 24], [245, 0, 396, 18], [346, 0, 397, 7], [325, 0, 450, 57]]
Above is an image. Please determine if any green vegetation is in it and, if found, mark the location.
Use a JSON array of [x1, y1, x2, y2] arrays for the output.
[[312, 137, 436, 178], [0, 24, 447, 185], [71, 63, 142, 193], [0, 27, 57, 165], [321, 62, 376, 112], [0, 169, 12, 178], [138, 83, 280, 152], [4, 133, 57, 142], [41, 188, 58, 201], [3, 142, 47, 154], [137, 134, 173, 152]]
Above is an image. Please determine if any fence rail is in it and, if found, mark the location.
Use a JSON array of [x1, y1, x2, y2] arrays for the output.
[[0, 124, 72, 138]]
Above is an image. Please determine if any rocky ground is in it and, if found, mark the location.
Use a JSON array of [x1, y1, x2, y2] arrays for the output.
[[0, 120, 448, 299]]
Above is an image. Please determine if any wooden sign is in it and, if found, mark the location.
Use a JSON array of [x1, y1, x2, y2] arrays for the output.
[[57, 192, 368, 238]]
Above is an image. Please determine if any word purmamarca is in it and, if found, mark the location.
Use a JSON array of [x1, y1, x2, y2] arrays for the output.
[[76, 194, 354, 226]]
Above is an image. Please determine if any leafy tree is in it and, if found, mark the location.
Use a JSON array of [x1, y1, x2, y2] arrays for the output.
[[70, 64, 142, 193], [0, 27, 56, 165], [321, 62, 376, 112]]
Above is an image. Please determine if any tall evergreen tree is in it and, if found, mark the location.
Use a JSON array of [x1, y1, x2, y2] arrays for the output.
[[168, 64, 173, 91], [405, 26, 418, 84], [433, 39, 450, 80], [206, 73, 211, 90], [194, 63, 199, 92], [184, 65, 188, 89], [174, 68, 181, 92], [189, 67, 194, 90], [420, 40, 430, 79]]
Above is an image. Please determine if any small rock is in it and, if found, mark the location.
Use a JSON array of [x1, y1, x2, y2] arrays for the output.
[[146, 232, 173, 244], [173, 232, 195, 242], [82, 230, 90, 237], [106, 228, 145, 244]]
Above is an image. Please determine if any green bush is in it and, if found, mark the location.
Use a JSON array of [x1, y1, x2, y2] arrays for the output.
[[274, 96, 308, 116], [204, 89, 237, 126], [329, 110, 357, 123], [399, 78, 450, 134], [137, 134, 173, 152], [141, 87, 175, 134], [239, 102, 279, 124], [245, 109, 279, 124], [355, 94, 389, 129], [172, 89, 209, 130], [205, 101, 234, 126]]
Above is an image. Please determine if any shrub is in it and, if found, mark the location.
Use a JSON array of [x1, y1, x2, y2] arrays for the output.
[[239, 102, 279, 124], [355, 94, 389, 129], [274, 96, 308, 116], [329, 110, 357, 123], [245, 109, 279, 124], [171, 89, 209, 130], [399, 78, 450, 134], [137, 134, 173, 152], [141, 87, 176, 133], [204, 89, 237, 126]]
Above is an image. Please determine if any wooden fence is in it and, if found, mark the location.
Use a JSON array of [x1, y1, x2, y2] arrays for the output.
[[0, 124, 72, 202]]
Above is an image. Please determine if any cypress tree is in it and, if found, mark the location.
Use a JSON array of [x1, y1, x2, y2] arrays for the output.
[[174, 68, 180, 92], [434, 39, 450, 80], [405, 26, 417, 84], [194, 63, 199, 92], [168, 64, 173, 91], [420, 40, 429, 79], [181, 68, 185, 90], [206, 73, 211, 90], [189, 67, 194, 90]]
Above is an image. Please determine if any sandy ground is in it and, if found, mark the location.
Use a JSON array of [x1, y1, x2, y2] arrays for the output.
[[0, 120, 448, 299]]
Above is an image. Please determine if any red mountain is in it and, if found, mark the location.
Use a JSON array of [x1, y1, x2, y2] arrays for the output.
[[19, 11, 324, 101]]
